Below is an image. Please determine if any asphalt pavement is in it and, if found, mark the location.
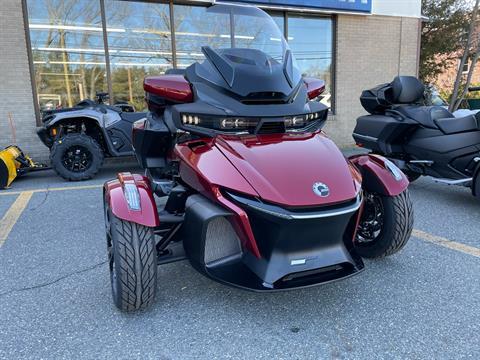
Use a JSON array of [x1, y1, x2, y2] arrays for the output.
[[0, 156, 479, 359]]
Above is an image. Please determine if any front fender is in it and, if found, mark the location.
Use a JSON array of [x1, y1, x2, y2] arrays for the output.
[[45, 109, 104, 127], [349, 154, 409, 196], [104, 172, 159, 227]]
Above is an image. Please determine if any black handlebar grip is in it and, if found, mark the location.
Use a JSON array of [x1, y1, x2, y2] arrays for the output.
[[468, 86, 480, 92]]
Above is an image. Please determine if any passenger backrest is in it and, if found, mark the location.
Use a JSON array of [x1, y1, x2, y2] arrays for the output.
[[360, 76, 426, 115], [391, 76, 425, 104]]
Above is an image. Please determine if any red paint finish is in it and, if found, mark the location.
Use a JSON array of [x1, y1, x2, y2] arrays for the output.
[[304, 77, 326, 100], [212, 187, 261, 258], [215, 132, 359, 207], [175, 139, 259, 198], [144, 75, 193, 103], [174, 140, 262, 257], [104, 172, 159, 227], [349, 154, 409, 196]]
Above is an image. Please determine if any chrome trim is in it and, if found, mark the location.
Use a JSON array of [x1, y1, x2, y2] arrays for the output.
[[228, 192, 363, 220], [409, 160, 434, 165], [352, 133, 378, 142], [474, 157, 480, 163], [433, 178, 473, 185]]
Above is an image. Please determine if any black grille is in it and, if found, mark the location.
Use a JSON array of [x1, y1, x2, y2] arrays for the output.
[[275, 263, 355, 289], [257, 121, 285, 134], [241, 92, 288, 105]]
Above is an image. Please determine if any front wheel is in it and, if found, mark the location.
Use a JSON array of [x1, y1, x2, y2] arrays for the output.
[[105, 204, 157, 311], [355, 189, 413, 258], [50, 133, 104, 181]]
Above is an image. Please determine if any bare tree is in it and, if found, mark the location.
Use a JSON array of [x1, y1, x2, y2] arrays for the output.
[[450, 0, 480, 111]]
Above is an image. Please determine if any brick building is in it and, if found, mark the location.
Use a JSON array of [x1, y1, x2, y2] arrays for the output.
[[0, 0, 422, 161], [434, 55, 480, 94]]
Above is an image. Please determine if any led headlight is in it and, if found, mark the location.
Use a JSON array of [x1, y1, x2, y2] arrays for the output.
[[284, 112, 321, 132], [181, 113, 257, 133], [180, 111, 324, 134]]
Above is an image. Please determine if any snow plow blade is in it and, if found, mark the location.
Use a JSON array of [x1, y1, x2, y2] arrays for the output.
[[0, 146, 48, 189]]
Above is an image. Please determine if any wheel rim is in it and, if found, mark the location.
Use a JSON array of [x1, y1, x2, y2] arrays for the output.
[[105, 204, 118, 297], [62, 145, 93, 173], [356, 193, 384, 243]]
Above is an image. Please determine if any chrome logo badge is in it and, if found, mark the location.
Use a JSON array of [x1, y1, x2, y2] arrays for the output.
[[313, 182, 330, 197]]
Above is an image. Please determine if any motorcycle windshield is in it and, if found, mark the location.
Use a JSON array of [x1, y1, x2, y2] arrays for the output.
[[189, 4, 301, 96], [209, 4, 288, 60]]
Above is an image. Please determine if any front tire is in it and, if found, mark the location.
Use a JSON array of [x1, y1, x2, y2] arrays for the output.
[[50, 133, 104, 181], [355, 189, 413, 258], [105, 205, 157, 311]]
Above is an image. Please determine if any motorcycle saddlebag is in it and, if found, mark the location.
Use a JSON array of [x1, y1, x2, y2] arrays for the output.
[[353, 114, 412, 154]]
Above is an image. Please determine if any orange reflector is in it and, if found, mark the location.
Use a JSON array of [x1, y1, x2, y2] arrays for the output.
[[51, 128, 57, 136]]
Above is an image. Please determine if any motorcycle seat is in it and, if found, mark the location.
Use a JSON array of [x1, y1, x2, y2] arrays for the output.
[[120, 112, 148, 123], [395, 105, 453, 129], [435, 114, 479, 134]]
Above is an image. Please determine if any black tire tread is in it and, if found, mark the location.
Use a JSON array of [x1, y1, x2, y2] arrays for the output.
[[112, 217, 157, 311], [50, 133, 104, 181], [381, 190, 414, 257], [357, 190, 414, 259]]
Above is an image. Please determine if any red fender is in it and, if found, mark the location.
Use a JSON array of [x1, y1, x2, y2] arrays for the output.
[[349, 154, 409, 196], [104, 172, 159, 227]]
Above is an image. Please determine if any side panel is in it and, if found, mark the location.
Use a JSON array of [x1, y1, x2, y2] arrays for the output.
[[349, 154, 409, 196], [175, 141, 262, 258], [175, 139, 259, 198], [104, 173, 159, 227], [353, 114, 416, 155]]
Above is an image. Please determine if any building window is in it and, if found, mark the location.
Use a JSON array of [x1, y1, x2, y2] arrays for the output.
[[287, 14, 334, 108], [26, 1, 335, 114], [104, 0, 172, 111], [27, 0, 106, 112]]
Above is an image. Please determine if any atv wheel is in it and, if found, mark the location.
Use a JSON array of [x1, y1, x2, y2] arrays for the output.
[[355, 189, 413, 258], [105, 204, 157, 311], [50, 133, 104, 181]]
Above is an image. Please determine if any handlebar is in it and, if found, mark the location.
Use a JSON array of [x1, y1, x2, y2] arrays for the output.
[[96, 92, 109, 104], [468, 86, 480, 92]]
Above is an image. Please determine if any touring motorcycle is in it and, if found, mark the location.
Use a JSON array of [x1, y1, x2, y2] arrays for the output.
[[353, 76, 480, 198], [103, 4, 414, 311]]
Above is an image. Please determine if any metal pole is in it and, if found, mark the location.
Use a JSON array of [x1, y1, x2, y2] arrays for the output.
[[169, 0, 177, 69], [100, 0, 113, 104]]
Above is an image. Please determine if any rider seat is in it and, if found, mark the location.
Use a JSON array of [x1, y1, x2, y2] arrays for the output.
[[121, 112, 148, 123], [391, 76, 480, 134]]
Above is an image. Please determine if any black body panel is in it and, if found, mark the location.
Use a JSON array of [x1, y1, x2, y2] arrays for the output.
[[181, 194, 364, 291], [354, 76, 480, 184], [132, 113, 173, 169]]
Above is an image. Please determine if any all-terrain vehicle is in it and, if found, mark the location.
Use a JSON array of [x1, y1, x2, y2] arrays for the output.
[[353, 76, 480, 198], [103, 4, 414, 311], [37, 92, 146, 181]]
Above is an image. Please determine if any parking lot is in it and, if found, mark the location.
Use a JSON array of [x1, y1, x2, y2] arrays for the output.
[[0, 156, 479, 360]]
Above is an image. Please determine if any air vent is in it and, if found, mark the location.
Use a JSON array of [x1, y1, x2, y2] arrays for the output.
[[241, 92, 288, 105], [257, 121, 285, 134], [204, 217, 241, 264]]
